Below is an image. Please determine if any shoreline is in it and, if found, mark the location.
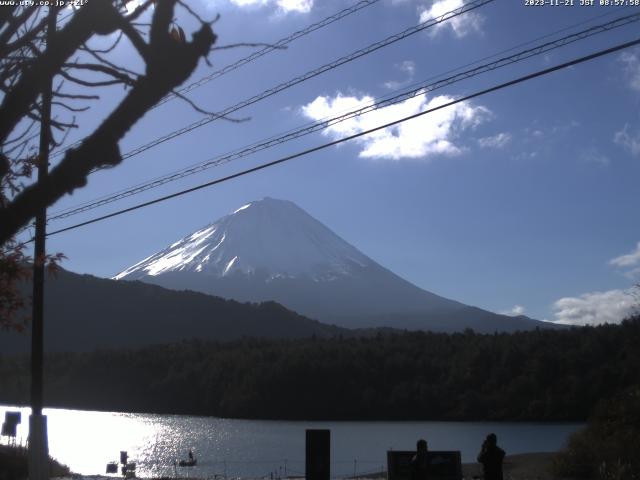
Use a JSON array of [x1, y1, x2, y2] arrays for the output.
[[48, 452, 559, 480], [0, 401, 587, 423]]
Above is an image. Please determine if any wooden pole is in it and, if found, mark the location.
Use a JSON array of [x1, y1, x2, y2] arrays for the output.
[[29, 6, 55, 480]]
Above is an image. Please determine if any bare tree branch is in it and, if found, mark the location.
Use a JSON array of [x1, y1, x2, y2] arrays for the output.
[[171, 88, 250, 122], [63, 61, 138, 85], [59, 69, 128, 88], [0, 0, 123, 144], [0, 4, 217, 244]]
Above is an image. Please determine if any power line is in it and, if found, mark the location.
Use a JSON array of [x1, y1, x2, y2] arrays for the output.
[[156, 0, 383, 107], [42, 36, 640, 239], [49, 0, 495, 163], [46, 11, 640, 222], [50, 0, 383, 157]]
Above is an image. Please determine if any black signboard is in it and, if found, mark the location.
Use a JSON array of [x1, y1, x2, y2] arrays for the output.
[[306, 429, 330, 480], [1, 411, 21, 437], [4, 411, 21, 425]]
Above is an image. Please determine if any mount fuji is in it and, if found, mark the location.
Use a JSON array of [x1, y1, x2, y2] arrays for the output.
[[115, 197, 550, 332]]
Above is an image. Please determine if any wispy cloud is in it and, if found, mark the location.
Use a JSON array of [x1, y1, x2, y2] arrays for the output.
[[418, 0, 484, 38], [383, 60, 416, 90], [478, 132, 511, 149], [514, 121, 579, 161], [580, 146, 610, 167], [501, 305, 525, 317], [228, 0, 312, 13], [619, 49, 640, 93], [552, 288, 638, 326], [614, 124, 640, 157], [301, 91, 490, 160]]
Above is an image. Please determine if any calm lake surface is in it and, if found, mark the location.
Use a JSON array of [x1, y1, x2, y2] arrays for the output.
[[1, 405, 583, 478]]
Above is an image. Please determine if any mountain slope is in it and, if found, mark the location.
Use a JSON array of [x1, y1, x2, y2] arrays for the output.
[[0, 268, 346, 354], [115, 197, 552, 332]]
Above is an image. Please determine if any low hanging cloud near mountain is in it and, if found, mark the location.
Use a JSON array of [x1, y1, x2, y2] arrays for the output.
[[228, 0, 312, 13], [301, 91, 490, 160], [419, 0, 484, 38], [500, 305, 525, 316], [610, 241, 640, 280], [551, 242, 640, 325], [552, 289, 637, 326]]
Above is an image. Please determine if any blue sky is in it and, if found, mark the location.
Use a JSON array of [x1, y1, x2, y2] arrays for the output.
[[30, 0, 640, 325]]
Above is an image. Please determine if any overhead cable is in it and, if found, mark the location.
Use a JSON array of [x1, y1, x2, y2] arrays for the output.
[[47, 12, 640, 222], [42, 36, 640, 239]]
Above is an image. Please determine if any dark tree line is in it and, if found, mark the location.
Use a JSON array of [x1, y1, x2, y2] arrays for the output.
[[1, 316, 639, 421]]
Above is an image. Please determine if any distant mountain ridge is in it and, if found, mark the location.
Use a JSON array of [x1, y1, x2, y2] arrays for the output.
[[0, 268, 346, 354], [115, 197, 554, 333]]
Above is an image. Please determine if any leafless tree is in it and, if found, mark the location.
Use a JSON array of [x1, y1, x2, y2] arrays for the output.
[[0, 0, 221, 329]]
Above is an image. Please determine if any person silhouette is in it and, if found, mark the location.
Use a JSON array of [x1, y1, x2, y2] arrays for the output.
[[410, 439, 429, 480], [477, 433, 505, 480], [188, 449, 194, 462]]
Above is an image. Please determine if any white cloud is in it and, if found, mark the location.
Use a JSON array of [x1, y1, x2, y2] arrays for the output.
[[228, 0, 312, 13], [552, 289, 638, 326], [276, 0, 312, 13], [619, 49, 640, 92], [418, 0, 484, 38], [229, 0, 266, 6], [614, 124, 640, 157], [301, 91, 490, 160], [478, 132, 511, 149], [501, 305, 525, 317], [124, 0, 145, 14]]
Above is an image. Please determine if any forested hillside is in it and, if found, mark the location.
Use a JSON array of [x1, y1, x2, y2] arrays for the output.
[[1, 317, 638, 421], [0, 268, 346, 354]]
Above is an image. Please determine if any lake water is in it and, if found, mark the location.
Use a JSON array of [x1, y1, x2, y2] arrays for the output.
[[0, 405, 582, 479]]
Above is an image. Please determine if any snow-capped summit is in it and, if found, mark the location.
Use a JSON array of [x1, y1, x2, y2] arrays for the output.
[[115, 198, 550, 332], [114, 197, 372, 282]]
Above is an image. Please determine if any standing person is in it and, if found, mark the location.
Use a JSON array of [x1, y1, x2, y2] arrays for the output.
[[410, 439, 429, 480], [477, 433, 505, 480]]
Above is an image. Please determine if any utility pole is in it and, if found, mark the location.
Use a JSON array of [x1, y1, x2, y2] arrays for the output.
[[29, 6, 56, 480]]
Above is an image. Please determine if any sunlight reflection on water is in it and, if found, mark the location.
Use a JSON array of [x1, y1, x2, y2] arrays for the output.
[[1, 405, 583, 479]]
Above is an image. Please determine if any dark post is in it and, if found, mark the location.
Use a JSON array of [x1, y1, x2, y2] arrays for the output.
[[29, 6, 56, 480], [305, 429, 330, 480]]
